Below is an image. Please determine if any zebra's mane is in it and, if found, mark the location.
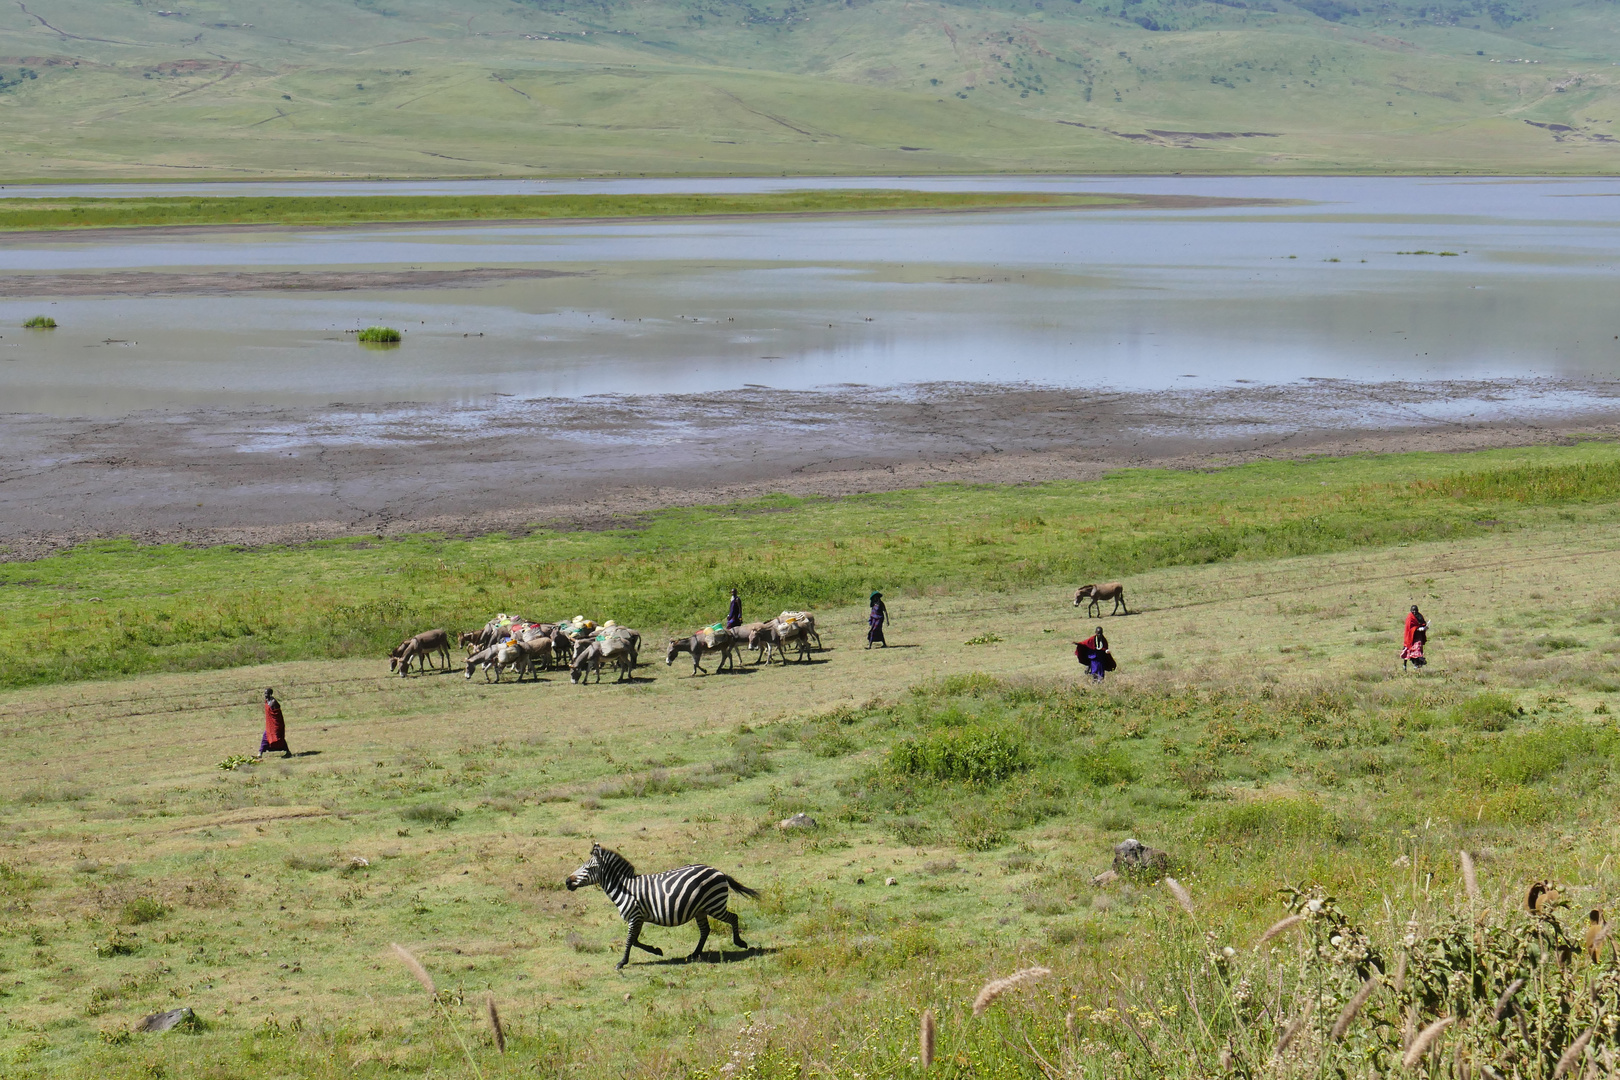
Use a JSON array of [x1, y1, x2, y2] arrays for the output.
[[593, 844, 636, 879]]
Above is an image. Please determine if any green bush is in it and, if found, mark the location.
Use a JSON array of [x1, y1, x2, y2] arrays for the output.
[[1072, 744, 1140, 786], [889, 727, 1028, 784], [1449, 691, 1521, 731], [23, 315, 56, 328], [356, 325, 402, 343], [400, 803, 461, 826], [1192, 795, 1338, 843], [121, 896, 168, 925]]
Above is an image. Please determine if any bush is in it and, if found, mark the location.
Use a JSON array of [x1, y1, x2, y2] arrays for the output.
[[1192, 795, 1338, 843], [889, 728, 1028, 784], [400, 803, 461, 826], [1072, 744, 1140, 786], [356, 325, 402, 343], [23, 315, 56, 328], [1449, 691, 1521, 731], [121, 896, 169, 925]]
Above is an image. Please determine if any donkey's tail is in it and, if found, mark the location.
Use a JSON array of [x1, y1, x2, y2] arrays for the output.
[[723, 874, 760, 900]]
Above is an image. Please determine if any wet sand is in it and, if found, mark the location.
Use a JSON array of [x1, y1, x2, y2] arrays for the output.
[[0, 267, 582, 297], [3, 379, 1618, 561]]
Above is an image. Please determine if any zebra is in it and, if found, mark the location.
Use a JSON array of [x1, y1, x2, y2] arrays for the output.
[[565, 843, 759, 970]]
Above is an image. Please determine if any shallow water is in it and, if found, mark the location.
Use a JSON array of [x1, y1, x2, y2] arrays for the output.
[[3, 176, 1619, 415]]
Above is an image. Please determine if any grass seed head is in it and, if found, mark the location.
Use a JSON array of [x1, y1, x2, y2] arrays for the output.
[[1492, 978, 1524, 1021], [920, 1008, 935, 1068], [972, 966, 1052, 1017], [1401, 1016, 1454, 1069], [1330, 977, 1379, 1041], [1554, 1027, 1595, 1078], [486, 993, 506, 1054], [390, 943, 436, 999], [1165, 877, 1194, 916], [1460, 850, 1478, 899], [1256, 914, 1304, 947]]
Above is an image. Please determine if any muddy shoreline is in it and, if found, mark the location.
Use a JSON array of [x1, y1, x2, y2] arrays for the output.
[[3, 379, 1618, 561]]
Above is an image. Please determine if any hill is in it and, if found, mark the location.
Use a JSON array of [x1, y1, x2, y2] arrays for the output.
[[0, 0, 1617, 176]]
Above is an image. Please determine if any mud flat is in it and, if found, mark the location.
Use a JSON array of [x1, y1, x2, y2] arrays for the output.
[[2, 378, 1617, 560]]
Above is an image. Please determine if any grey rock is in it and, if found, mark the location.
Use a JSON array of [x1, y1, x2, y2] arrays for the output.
[[1113, 838, 1170, 874], [778, 812, 818, 831], [136, 1007, 194, 1034]]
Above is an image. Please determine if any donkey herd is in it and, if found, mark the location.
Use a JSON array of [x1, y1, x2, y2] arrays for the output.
[[386, 611, 822, 686]]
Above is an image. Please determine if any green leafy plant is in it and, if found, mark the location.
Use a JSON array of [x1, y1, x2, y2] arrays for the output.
[[889, 728, 1028, 784], [356, 326, 402, 343], [22, 315, 55, 328]]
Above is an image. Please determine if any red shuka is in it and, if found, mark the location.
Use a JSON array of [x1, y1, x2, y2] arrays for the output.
[[263, 698, 288, 751], [1403, 612, 1425, 649]]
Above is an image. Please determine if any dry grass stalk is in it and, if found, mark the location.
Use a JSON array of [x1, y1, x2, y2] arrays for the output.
[[1330, 977, 1379, 1041], [486, 994, 506, 1054], [1402, 1017, 1454, 1069], [1256, 914, 1304, 947], [1064, 1011, 1077, 1044], [920, 1009, 936, 1069], [1275, 1003, 1313, 1055], [972, 966, 1052, 1017], [1492, 978, 1525, 1021], [1165, 877, 1195, 916], [390, 942, 436, 999], [1554, 1028, 1595, 1079], [1460, 850, 1479, 899], [1393, 949, 1408, 995]]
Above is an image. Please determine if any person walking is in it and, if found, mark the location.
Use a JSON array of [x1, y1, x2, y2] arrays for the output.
[[258, 687, 292, 758], [725, 587, 743, 630], [1401, 605, 1429, 670], [1075, 627, 1115, 682], [866, 592, 889, 649]]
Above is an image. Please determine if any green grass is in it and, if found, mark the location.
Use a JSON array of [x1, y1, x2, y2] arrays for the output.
[[4, 441, 1620, 691], [0, 191, 1137, 232], [21, 315, 55, 328], [0, 0, 1617, 178], [354, 326, 402, 343]]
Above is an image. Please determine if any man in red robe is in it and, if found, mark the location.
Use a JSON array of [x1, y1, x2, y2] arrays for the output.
[[1401, 606, 1428, 669], [259, 688, 291, 758], [1075, 627, 1116, 681]]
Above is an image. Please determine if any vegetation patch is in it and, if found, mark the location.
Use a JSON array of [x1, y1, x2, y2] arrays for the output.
[[22, 315, 55, 328], [355, 325, 402, 343]]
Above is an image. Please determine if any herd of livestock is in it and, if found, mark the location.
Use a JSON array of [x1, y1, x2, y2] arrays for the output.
[[386, 611, 822, 684]]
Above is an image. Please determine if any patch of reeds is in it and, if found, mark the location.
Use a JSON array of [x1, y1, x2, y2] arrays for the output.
[[23, 315, 56, 328], [356, 325, 402, 343]]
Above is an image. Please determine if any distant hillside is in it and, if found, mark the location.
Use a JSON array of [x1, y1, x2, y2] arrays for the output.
[[0, 0, 1616, 176]]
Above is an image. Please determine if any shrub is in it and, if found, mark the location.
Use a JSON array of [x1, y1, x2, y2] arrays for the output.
[[1192, 795, 1338, 843], [356, 325, 402, 343], [1072, 744, 1140, 786], [400, 803, 461, 826], [23, 315, 56, 328], [889, 728, 1028, 784], [121, 896, 168, 925], [1449, 691, 1521, 731]]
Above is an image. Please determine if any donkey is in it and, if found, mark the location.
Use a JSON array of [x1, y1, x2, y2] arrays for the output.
[[749, 619, 811, 665], [666, 628, 739, 676], [390, 629, 451, 675], [1074, 582, 1128, 617]]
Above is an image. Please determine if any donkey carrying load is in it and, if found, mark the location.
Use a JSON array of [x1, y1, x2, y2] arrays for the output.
[[566, 842, 758, 969], [570, 626, 641, 684], [666, 625, 740, 676]]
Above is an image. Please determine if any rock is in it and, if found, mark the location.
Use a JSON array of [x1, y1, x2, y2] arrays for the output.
[[778, 813, 818, 831], [136, 1007, 194, 1034], [1113, 838, 1170, 874], [886, 877, 897, 886], [1091, 869, 1119, 887]]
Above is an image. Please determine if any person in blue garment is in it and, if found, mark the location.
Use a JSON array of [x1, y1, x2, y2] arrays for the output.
[[1075, 628, 1116, 682], [725, 587, 743, 630]]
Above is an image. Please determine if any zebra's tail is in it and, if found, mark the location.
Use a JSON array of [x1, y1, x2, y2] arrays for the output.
[[723, 874, 760, 900]]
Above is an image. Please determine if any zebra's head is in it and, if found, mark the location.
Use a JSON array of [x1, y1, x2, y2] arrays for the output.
[[565, 843, 633, 890]]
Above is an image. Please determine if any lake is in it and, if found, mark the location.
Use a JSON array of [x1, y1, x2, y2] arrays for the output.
[[3, 175, 1619, 415]]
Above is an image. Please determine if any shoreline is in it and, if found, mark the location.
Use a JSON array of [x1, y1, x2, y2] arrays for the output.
[[3, 378, 1617, 562], [0, 192, 1294, 240]]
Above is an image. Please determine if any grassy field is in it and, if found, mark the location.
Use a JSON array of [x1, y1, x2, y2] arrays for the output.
[[0, 190, 1140, 232], [0, 0, 1617, 177], [4, 444, 1620, 1076]]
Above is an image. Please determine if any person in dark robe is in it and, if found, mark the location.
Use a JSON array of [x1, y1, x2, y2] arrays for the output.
[[259, 687, 291, 758], [1401, 605, 1429, 669], [1075, 627, 1115, 682], [867, 592, 889, 649], [725, 587, 743, 630]]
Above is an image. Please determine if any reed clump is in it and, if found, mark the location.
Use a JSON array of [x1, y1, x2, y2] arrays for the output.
[[356, 325, 402, 343], [23, 315, 55, 328]]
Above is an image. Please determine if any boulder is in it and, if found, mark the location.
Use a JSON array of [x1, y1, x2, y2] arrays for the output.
[[136, 1007, 194, 1034], [777, 813, 818, 831], [1113, 838, 1170, 874]]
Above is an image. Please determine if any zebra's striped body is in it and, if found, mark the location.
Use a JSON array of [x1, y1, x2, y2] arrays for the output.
[[566, 843, 758, 969]]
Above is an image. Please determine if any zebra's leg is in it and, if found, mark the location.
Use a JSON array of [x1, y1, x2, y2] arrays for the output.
[[689, 913, 711, 961], [716, 909, 749, 950], [618, 918, 664, 969]]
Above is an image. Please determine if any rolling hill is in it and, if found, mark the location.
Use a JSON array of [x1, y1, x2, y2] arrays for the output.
[[0, 0, 1617, 176]]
